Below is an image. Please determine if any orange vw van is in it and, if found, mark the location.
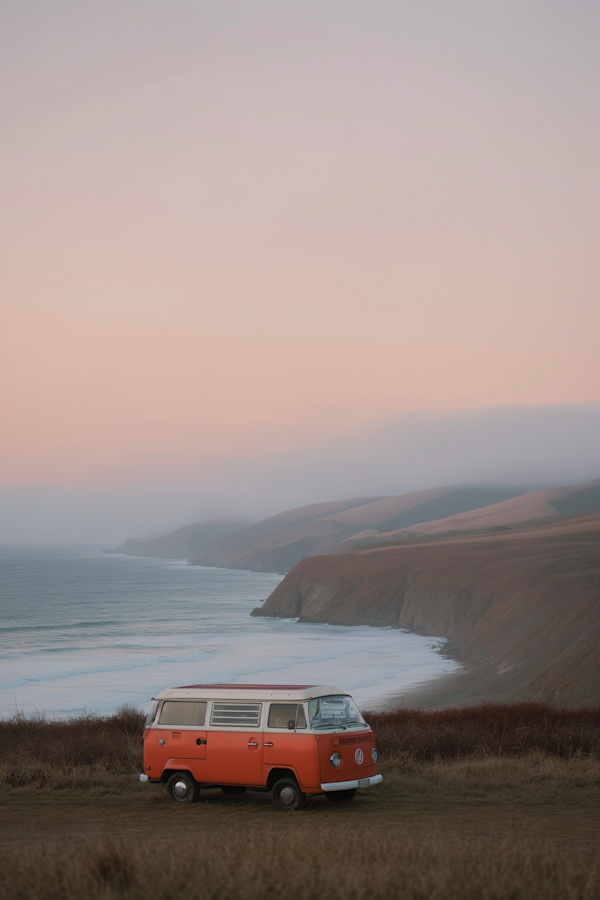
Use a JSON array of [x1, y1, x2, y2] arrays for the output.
[[140, 684, 382, 811]]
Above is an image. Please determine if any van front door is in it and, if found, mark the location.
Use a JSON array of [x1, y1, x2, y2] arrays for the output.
[[207, 731, 263, 785], [263, 702, 320, 791]]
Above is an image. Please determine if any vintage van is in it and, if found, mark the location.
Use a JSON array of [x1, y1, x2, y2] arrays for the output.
[[140, 683, 382, 811]]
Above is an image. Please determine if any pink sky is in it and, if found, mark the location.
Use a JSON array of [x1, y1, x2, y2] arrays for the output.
[[2, 1, 599, 491]]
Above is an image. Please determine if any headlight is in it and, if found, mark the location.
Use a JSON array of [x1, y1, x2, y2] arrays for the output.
[[330, 752, 341, 768], [371, 747, 378, 762]]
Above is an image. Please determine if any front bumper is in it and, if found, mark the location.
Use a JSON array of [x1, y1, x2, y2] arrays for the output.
[[321, 774, 383, 792]]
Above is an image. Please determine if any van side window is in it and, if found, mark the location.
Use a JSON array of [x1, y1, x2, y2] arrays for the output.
[[210, 703, 261, 727], [268, 704, 307, 729], [159, 701, 207, 726]]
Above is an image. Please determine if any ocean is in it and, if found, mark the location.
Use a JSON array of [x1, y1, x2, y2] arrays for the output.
[[0, 544, 459, 716]]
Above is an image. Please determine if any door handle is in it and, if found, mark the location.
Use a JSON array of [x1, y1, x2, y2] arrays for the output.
[[247, 741, 259, 748], [264, 742, 274, 747]]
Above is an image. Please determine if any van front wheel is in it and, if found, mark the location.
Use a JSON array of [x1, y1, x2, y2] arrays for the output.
[[272, 778, 306, 812], [166, 772, 199, 804]]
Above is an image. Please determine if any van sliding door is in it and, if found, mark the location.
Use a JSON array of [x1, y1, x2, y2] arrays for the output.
[[206, 702, 263, 786]]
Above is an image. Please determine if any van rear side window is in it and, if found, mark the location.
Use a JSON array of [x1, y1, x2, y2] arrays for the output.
[[159, 701, 207, 726], [268, 703, 307, 729], [211, 703, 261, 727]]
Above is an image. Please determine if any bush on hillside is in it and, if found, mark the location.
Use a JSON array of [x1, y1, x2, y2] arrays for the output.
[[363, 703, 600, 759], [1, 702, 599, 787], [0, 706, 144, 775]]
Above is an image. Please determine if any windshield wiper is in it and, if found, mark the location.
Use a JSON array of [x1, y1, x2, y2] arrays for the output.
[[312, 723, 347, 730]]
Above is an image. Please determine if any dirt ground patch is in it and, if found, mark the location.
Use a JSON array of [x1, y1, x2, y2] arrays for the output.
[[2, 756, 599, 850]]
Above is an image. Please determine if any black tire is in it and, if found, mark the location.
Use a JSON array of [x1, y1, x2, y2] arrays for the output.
[[166, 772, 200, 804], [272, 777, 307, 812], [221, 786, 247, 796], [325, 788, 357, 803]]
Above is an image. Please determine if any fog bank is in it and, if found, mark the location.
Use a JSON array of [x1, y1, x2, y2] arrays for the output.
[[2, 404, 599, 543]]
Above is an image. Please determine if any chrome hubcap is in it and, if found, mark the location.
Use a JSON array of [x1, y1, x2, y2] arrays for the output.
[[280, 786, 296, 805], [173, 780, 189, 799]]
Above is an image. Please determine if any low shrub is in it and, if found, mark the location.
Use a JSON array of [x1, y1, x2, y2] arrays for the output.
[[0, 705, 145, 775], [363, 702, 600, 759], [1, 702, 599, 792]]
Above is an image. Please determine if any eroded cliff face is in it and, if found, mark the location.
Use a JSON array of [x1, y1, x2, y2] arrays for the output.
[[252, 517, 600, 706]]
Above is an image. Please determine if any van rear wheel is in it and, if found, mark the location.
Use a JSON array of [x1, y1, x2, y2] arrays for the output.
[[272, 777, 306, 812], [166, 772, 199, 804], [326, 788, 357, 802]]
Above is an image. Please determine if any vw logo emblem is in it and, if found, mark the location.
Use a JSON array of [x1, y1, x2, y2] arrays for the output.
[[355, 748, 364, 765]]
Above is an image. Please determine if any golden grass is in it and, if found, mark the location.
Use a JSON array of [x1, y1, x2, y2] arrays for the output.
[[3, 752, 600, 811], [381, 752, 600, 806]]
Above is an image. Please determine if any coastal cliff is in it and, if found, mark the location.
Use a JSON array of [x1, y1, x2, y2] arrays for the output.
[[252, 515, 600, 707]]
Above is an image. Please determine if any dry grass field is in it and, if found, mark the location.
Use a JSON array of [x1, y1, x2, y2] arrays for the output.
[[2, 830, 599, 900], [1, 704, 599, 899]]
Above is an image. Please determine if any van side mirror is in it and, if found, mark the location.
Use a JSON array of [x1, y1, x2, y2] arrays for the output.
[[287, 720, 295, 730]]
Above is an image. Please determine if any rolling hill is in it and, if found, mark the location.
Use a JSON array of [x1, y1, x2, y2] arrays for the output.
[[361, 480, 600, 542], [107, 518, 249, 559], [190, 486, 526, 571], [108, 480, 600, 573]]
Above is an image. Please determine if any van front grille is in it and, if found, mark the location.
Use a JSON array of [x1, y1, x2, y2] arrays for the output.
[[338, 734, 373, 745]]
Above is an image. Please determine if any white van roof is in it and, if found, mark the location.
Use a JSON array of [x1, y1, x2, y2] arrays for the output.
[[156, 684, 349, 702]]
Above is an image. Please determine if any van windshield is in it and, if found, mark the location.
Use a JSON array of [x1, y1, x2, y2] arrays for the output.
[[144, 701, 159, 727], [309, 695, 366, 729]]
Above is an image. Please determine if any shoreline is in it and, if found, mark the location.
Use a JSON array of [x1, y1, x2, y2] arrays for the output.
[[380, 665, 503, 711]]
